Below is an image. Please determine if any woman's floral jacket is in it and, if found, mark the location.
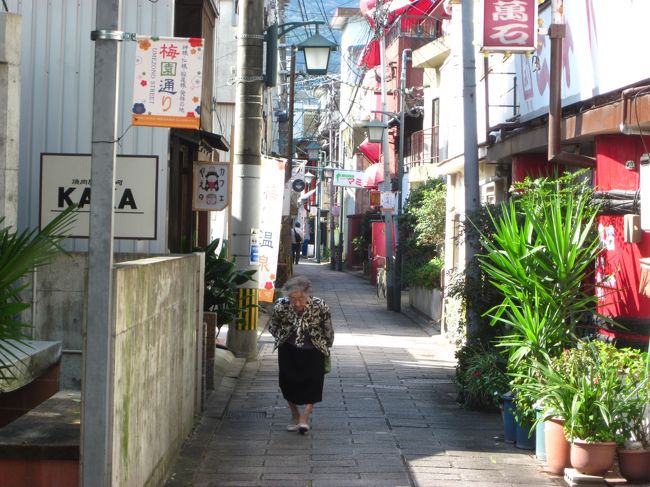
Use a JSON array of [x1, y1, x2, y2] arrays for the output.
[[269, 296, 334, 356]]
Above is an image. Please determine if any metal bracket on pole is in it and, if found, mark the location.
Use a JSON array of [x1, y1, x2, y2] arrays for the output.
[[90, 30, 137, 41]]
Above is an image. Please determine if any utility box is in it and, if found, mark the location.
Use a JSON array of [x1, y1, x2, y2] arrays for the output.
[[640, 153, 650, 230]]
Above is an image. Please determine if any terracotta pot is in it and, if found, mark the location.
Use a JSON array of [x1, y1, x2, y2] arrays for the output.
[[545, 418, 571, 475], [570, 439, 616, 476], [617, 448, 650, 483]]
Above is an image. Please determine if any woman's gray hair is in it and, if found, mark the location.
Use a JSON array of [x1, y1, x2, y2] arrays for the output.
[[283, 275, 312, 295]]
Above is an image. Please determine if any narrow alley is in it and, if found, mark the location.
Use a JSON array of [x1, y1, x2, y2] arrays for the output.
[[165, 263, 563, 487]]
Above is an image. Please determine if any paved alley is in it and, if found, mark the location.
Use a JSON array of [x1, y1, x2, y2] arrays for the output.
[[166, 262, 564, 487]]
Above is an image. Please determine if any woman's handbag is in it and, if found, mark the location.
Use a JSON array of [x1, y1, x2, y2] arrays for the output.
[[323, 355, 331, 374]]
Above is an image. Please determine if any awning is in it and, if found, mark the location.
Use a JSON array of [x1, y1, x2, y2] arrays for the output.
[[360, 38, 380, 68], [358, 138, 381, 163], [364, 163, 384, 188], [299, 188, 317, 201], [173, 128, 230, 152]]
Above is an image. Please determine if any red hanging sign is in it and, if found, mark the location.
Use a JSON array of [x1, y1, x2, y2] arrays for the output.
[[481, 0, 537, 53]]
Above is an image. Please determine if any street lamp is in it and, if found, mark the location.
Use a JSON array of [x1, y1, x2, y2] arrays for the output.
[[264, 23, 337, 87], [305, 142, 322, 263], [364, 116, 395, 310], [366, 119, 388, 144]]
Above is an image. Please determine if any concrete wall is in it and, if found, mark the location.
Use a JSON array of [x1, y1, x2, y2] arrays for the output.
[[111, 254, 204, 487], [30, 253, 148, 389], [0, 13, 21, 228], [408, 286, 442, 322]]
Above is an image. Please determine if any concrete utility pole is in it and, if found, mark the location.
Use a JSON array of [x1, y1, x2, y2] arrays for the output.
[[393, 48, 411, 313], [227, 0, 262, 358], [82, 0, 122, 484], [461, 0, 480, 337], [378, 7, 395, 311]]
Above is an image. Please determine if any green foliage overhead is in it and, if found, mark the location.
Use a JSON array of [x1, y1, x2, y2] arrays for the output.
[[0, 207, 77, 387]]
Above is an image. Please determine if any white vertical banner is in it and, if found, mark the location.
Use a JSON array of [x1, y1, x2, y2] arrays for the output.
[[258, 157, 287, 302]]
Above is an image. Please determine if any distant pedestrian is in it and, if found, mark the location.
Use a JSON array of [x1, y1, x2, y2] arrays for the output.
[[268, 276, 334, 434], [291, 221, 303, 264]]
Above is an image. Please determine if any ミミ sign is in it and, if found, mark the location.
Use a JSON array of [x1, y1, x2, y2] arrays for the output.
[[40, 153, 158, 239]]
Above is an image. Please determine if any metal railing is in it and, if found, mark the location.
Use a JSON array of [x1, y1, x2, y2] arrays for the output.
[[405, 126, 439, 170], [386, 16, 442, 47]]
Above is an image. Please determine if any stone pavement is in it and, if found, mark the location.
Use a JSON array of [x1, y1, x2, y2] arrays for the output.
[[166, 261, 565, 487]]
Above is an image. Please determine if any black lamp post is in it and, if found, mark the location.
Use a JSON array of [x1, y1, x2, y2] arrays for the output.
[[305, 142, 322, 263]]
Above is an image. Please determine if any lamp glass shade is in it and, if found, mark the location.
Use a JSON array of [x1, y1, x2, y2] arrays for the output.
[[303, 171, 315, 184], [322, 166, 335, 179], [297, 32, 338, 76], [366, 119, 387, 143], [306, 142, 321, 161]]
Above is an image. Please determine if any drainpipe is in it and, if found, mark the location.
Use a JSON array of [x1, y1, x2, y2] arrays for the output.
[[547, 0, 594, 167], [620, 85, 650, 135]]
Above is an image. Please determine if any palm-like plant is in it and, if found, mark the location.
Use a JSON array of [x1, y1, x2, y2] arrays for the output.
[[0, 207, 77, 387], [197, 238, 257, 330], [478, 171, 603, 424]]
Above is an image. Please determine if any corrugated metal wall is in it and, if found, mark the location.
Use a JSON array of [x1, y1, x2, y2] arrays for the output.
[[6, 0, 174, 253]]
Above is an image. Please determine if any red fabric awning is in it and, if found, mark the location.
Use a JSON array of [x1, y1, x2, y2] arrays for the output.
[[364, 163, 384, 189], [360, 38, 380, 68], [358, 138, 381, 163]]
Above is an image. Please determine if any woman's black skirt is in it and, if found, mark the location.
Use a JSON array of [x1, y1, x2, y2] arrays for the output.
[[278, 343, 325, 405]]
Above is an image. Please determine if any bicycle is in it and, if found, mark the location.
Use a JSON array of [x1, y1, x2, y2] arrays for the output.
[[374, 256, 387, 299]]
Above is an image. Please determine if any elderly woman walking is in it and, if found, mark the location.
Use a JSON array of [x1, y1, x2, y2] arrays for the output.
[[269, 275, 334, 434]]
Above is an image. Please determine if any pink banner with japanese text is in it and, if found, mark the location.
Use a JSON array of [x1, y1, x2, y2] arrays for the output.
[[258, 157, 287, 302], [132, 36, 204, 129], [482, 0, 537, 53]]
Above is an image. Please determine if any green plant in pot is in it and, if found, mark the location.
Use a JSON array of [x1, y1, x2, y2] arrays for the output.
[[532, 341, 647, 476], [196, 238, 257, 336], [453, 341, 509, 411], [1, 207, 77, 390], [613, 342, 649, 483], [478, 171, 603, 432]]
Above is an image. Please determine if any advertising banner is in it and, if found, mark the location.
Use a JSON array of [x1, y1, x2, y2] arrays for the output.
[[132, 36, 204, 129], [258, 157, 286, 302], [40, 153, 158, 239], [333, 169, 367, 188], [481, 0, 537, 53]]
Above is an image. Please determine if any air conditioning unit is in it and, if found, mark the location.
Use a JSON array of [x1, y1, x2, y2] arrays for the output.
[[480, 178, 506, 205]]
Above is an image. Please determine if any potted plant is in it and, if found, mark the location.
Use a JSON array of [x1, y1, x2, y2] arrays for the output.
[[195, 238, 256, 342], [613, 343, 649, 483], [532, 341, 647, 477], [478, 172, 604, 449], [453, 342, 509, 412], [0, 207, 76, 389]]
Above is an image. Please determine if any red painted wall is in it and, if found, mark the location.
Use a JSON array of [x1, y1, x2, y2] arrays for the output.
[[595, 135, 650, 318], [511, 153, 558, 182]]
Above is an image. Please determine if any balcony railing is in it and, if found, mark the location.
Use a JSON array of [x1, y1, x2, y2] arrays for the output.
[[386, 16, 442, 47], [405, 126, 439, 171]]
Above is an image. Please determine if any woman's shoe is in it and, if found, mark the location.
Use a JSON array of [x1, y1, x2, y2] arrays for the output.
[[286, 424, 299, 432], [298, 423, 310, 434]]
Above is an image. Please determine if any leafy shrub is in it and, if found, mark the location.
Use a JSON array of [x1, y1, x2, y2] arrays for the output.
[[454, 342, 509, 411], [404, 257, 443, 289]]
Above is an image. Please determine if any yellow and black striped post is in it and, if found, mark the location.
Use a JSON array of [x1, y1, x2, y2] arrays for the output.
[[236, 288, 259, 331]]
